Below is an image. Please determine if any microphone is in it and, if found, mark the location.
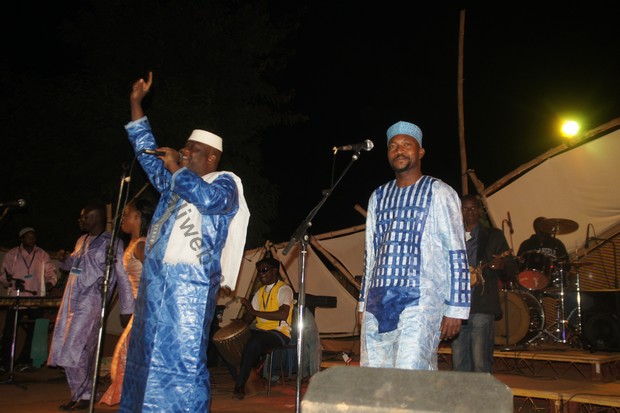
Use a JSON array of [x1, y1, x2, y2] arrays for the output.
[[142, 149, 185, 162], [507, 211, 514, 234], [333, 139, 374, 152], [0, 199, 26, 208], [585, 224, 590, 249], [142, 149, 166, 156]]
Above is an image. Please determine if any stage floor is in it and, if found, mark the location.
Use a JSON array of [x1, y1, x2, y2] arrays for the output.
[[0, 365, 307, 413], [1, 345, 618, 412]]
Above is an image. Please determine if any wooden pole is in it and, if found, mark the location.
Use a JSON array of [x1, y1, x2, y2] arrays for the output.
[[457, 9, 468, 195]]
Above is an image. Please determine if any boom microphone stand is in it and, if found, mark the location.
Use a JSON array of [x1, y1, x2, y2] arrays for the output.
[[87, 170, 131, 413], [282, 148, 366, 413], [0, 276, 36, 390]]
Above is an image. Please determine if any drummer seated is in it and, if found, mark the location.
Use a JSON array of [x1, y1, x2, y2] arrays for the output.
[[516, 217, 571, 291], [232, 257, 294, 400], [517, 217, 571, 266]]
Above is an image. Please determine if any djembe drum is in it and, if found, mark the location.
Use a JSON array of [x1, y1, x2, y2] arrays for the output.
[[212, 318, 264, 395]]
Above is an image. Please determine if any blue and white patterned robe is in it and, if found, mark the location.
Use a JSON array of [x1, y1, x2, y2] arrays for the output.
[[359, 175, 470, 370]]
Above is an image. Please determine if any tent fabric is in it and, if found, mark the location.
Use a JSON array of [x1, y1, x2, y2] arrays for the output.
[[317, 231, 365, 280]]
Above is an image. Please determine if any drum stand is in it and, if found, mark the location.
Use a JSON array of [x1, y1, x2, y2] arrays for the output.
[[0, 279, 32, 390], [538, 262, 583, 348]]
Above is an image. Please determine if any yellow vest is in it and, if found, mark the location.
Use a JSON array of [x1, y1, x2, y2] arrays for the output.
[[255, 280, 293, 337]]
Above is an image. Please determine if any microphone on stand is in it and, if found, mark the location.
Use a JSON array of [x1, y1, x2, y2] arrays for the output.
[[8, 276, 32, 293], [0, 199, 26, 208], [333, 139, 374, 152], [507, 211, 514, 234]]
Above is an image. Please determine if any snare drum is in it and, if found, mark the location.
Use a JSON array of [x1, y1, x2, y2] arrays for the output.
[[518, 251, 555, 290], [212, 319, 251, 366], [495, 290, 544, 346]]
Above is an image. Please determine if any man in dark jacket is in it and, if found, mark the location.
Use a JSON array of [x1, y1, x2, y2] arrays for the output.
[[451, 194, 518, 372]]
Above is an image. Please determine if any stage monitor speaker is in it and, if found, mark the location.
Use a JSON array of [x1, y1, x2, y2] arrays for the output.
[[578, 290, 620, 352], [302, 366, 512, 412]]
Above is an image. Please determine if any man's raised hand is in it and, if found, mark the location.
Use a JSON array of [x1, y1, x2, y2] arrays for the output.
[[131, 71, 153, 103]]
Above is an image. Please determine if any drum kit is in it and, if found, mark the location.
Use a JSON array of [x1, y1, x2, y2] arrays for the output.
[[495, 217, 588, 349]]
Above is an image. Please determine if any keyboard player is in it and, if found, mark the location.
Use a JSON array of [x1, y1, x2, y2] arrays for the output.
[[0, 227, 58, 372]]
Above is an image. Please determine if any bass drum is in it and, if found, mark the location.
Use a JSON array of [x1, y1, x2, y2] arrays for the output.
[[517, 251, 555, 290], [495, 290, 544, 346]]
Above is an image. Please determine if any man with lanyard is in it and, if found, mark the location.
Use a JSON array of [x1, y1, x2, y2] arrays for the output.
[[0, 227, 58, 371], [48, 202, 134, 411], [234, 256, 294, 400]]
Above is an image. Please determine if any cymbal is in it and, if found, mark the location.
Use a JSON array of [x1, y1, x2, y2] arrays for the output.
[[538, 218, 579, 235]]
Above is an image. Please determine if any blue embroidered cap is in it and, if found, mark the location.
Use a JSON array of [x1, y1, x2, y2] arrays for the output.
[[386, 121, 423, 147]]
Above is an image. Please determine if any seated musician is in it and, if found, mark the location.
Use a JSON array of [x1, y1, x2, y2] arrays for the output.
[[232, 256, 294, 400], [517, 217, 569, 261], [517, 216, 571, 289], [0, 227, 58, 372], [517, 216, 570, 263]]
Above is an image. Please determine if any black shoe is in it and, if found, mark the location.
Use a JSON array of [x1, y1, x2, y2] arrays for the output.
[[17, 363, 37, 372], [232, 386, 245, 400], [70, 400, 90, 411], [58, 400, 75, 411]]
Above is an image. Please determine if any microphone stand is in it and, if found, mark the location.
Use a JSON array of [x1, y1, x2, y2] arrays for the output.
[[87, 171, 130, 413], [0, 278, 36, 390], [282, 150, 365, 413]]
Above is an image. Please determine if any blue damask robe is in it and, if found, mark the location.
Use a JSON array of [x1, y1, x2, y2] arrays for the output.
[[120, 117, 248, 412]]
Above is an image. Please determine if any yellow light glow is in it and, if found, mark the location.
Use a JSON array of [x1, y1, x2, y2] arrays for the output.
[[561, 120, 580, 138]]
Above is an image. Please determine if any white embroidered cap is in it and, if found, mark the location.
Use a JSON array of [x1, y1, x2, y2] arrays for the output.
[[188, 129, 223, 152], [19, 227, 36, 238]]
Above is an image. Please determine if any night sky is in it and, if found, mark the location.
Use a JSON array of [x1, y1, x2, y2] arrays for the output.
[[263, 2, 620, 242], [2, 2, 620, 250]]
